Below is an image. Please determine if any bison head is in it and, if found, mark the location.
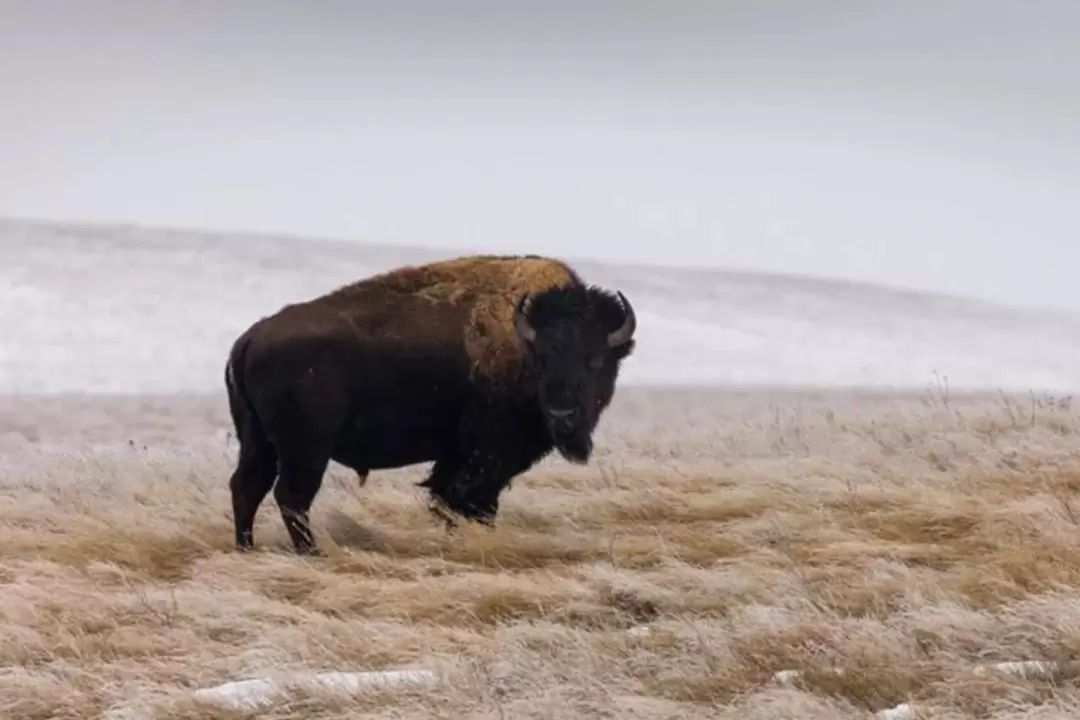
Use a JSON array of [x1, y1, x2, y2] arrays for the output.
[[514, 284, 636, 463]]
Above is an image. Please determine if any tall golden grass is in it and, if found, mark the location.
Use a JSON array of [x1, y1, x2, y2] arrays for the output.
[[1, 385, 1079, 718]]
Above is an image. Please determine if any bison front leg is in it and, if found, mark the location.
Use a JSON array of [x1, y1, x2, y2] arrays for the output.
[[440, 451, 511, 527], [418, 458, 464, 531], [427, 495, 460, 532], [423, 404, 537, 528], [454, 479, 501, 526]]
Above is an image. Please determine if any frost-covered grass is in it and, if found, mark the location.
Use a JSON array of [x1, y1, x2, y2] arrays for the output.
[[3, 386, 1080, 719]]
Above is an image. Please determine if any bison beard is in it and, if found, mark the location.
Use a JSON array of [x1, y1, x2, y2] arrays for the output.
[[551, 429, 593, 465], [225, 254, 635, 553]]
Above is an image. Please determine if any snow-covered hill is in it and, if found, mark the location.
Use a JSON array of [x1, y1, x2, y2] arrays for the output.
[[3, 218, 1079, 394]]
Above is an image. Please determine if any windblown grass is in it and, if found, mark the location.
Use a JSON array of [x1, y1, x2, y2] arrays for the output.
[[1, 385, 1079, 718]]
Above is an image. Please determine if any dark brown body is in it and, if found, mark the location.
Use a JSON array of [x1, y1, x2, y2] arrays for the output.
[[225, 255, 636, 554]]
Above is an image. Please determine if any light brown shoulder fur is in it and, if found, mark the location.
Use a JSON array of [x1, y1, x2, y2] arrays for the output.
[[333, 255, 580, 383]]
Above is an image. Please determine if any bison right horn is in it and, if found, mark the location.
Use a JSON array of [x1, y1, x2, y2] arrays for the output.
[[514, 293, 537, 343], [607, 291, 636, 347]]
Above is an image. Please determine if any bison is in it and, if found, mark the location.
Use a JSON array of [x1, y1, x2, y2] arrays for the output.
[[224, 254, 637, 554]]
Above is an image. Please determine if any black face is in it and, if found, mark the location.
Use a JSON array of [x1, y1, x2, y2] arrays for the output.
[[515, 285, 636, 464]]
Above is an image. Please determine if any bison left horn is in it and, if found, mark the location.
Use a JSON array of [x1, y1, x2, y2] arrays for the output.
[[607, 291, 636, 347], [514, 293, 537, 343]]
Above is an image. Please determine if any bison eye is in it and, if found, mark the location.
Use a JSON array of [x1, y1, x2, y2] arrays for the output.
[[588, 354, 604, 371]]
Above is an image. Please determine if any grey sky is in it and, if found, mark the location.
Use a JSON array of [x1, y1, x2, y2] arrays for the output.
[[2, 0, 1078, 311]]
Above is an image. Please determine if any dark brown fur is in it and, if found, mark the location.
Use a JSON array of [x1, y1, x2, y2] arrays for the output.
[[225, 254, 636, 554]]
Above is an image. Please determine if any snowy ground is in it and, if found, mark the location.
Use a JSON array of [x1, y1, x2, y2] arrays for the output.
[[3, 217, 1080, 395]]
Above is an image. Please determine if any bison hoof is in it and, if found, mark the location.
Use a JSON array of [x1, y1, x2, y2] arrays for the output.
[[428, 501, 458, 531], [294, 545, 327, 557]]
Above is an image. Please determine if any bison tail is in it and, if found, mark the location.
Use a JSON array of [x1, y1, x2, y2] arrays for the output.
[[224, 333, 260, 447], [225, 358, 243, 441]]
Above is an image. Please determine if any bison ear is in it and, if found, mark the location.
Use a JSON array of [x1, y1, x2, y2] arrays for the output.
[[514, 293, 537, 344]]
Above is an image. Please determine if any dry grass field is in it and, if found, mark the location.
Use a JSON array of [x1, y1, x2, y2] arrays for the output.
[[2, 384, 1080, 719]]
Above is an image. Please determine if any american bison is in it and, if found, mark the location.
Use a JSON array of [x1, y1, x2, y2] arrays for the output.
[[224, 254, 637, 554]]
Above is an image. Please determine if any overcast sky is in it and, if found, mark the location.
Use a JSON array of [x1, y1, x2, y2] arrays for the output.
[[2, 0, 1078, 311]]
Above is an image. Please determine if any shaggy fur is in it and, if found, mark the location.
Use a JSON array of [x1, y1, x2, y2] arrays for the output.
[[324, 255, 581, 384], [225, 254, 636, 555]]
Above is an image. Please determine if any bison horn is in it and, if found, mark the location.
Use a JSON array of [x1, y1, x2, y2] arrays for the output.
[[607, 290, 636, 347], [514, 293, 537, 343]]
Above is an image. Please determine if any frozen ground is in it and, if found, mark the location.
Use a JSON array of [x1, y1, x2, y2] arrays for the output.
[[3, 217, 1080, 395]]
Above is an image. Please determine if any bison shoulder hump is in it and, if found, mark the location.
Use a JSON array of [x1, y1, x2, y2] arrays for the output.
[[375, 255, 579, 381]]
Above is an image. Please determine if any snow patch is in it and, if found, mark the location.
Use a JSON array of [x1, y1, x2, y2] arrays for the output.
[[771, 659, 1078, 719], [192, 668, 438, 709], [103, 667, 438, 719]]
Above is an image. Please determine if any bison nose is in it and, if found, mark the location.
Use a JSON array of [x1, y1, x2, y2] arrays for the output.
[[546, 406, 578, 431]]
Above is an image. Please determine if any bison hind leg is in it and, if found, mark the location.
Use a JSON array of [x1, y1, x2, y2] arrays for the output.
[[273, 441, 334, 556], [230, 431, 278, 552]]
